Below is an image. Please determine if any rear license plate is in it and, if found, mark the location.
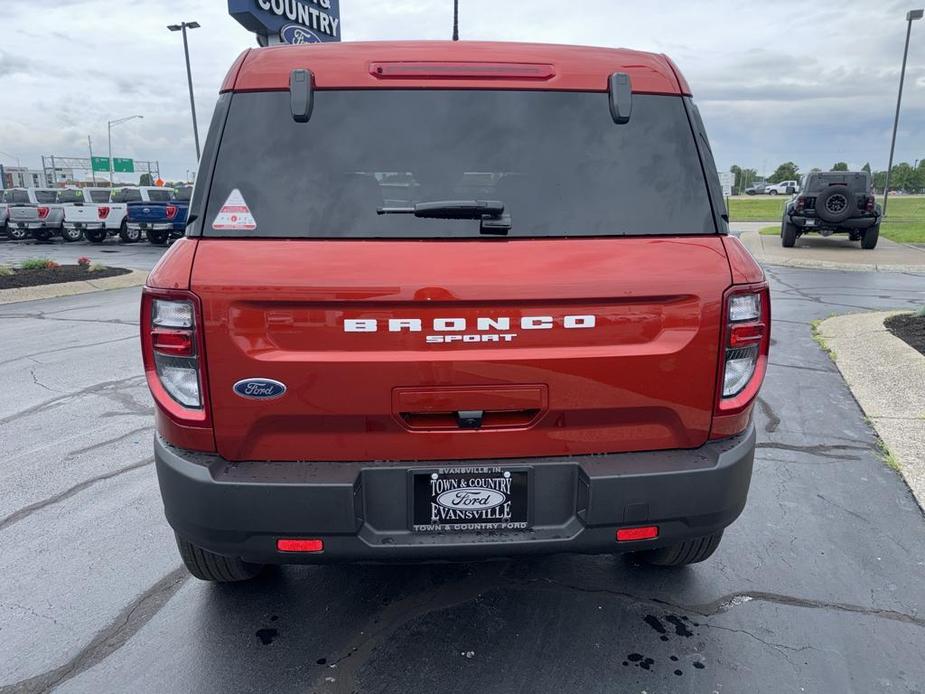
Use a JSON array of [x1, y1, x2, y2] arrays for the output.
[[139, 223, 148, 229], [412, 467, 529, 532], [804, 219, 816, 227], [75, 223, 83, 229], [17, 223, 25, 229]]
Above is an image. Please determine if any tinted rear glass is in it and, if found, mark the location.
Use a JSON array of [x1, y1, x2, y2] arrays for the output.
[[204, 90, 714, 238], [89, 190, 111, 203], [148, 189, 172, 202], [57, 189, 85, 203], [35, 190, 57, 204], [113, 188, 142, 203], [174, 187, 192, 202], [11, 190, 30, 203], [806, 173, 869, 194]]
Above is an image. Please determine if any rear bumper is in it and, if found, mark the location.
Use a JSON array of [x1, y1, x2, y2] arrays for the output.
[[789, 214, 879, 230], [64, 222, 104, 230], [155, 424, 756, 564], [128, 222, 174, 231]]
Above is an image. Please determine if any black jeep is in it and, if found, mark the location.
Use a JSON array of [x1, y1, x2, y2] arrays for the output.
[[781, 172, 881, 249]]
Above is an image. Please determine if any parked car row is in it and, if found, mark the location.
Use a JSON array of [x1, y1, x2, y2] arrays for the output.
[[0, 186, 191, 245]]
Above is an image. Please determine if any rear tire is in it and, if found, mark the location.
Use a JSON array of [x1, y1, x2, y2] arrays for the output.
[[781, 219, 798, 247], [146, 229, 169, 246], [861, 224, 879, 250], [61, 227, 83, 242], [8, 226, 28, 241], [85, 230, 107, 243], [769, 189, 778, 196], [119, 221, 140, 243], [175, 534, 265, 583], [633, 531, 724, 567]]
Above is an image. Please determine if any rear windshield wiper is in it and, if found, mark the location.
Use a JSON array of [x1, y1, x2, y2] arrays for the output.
[[378, 200, 511, 235]]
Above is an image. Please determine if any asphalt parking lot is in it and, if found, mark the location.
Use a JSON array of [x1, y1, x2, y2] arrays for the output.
[[1, 240, 925, 693]]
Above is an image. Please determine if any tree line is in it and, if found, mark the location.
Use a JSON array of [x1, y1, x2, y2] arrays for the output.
[[730, 160, 925, 193]]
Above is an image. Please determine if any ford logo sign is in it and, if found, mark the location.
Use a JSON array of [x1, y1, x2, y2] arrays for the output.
[[435, 488, 507, 511], [233, 378, 287, 400], [143, 207, 150, 214], [280, 24, 323, 45]]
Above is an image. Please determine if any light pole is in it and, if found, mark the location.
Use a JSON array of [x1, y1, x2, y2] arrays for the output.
[[108, 115, 144, 186], [167, 21, 202, 161], [883, 8, 923, 216], [452, 0, 459, 40]]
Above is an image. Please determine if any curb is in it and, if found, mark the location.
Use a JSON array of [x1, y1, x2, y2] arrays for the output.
[[739, 231, 925, 273], [0, 269, 149, 305], [816, 311, 925, 510]]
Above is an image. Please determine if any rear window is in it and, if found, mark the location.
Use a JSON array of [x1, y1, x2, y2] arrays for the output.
[[204, 90, 714, 238], [148, 189, 172, 202], [113, 188, 142, 203], [57, 189, 85, 203], [89, 190, 111, 203], [35, 190, 57, 204], [11, 190, 30, 204], [174, 187, 193, 202], [805, 173, 869, 194]]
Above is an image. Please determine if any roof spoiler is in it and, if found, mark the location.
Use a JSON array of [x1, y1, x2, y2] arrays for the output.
[[608, 72, 632, 124], [290, 69, 314, 123]]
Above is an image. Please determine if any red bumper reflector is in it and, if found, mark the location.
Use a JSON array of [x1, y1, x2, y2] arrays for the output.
[[616, 526, 659, 542], [277, 538, 324, 553]]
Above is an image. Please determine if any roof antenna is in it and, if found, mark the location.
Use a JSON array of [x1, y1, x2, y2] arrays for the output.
[[452, 0, 459, 40]]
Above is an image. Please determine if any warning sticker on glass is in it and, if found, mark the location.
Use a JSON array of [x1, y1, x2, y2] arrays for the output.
[[212, 189, 256, 230]]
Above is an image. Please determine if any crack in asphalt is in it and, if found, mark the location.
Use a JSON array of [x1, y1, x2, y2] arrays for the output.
[[756, 397, 780, 433], [64, 425, 152, 460], [755, 442, 870, 460], [0, 457, 154, 533], [8, 335, 138, 364], [0, 313, 138, 327], [524, 578, 925, 628], [29, 367, 57, 393], [0, 374, 147, 425], [767, 361, 835, 374], [0, 568, 189, 694]]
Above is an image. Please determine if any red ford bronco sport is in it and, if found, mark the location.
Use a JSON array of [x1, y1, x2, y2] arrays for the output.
[[142, 41, 769, 582]]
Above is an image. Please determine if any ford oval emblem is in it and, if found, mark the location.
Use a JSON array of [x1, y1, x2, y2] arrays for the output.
[[280, 23, 323, 45], [233, 378, 287, 400], [436, 488, 507, 512]]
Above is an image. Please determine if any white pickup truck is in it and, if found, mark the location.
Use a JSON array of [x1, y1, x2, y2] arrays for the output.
[[64, 186, 173, 243], [765, 180, 799, 196], [60, 188, 114, 241]]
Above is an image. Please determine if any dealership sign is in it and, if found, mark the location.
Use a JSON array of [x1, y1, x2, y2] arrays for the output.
[[228, 0, 341, 44]]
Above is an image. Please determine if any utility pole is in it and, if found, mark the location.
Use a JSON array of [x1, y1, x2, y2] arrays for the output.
[[108, 114, 144, 187], [883, 9, 923, 216], [167, 22, 202, 161], [87, 136, 96, 185], [452, 0, 459, 40]]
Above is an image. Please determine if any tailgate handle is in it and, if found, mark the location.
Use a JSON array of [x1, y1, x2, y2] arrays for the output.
[[456, 410, 483, 429], [398, 407, 541, 431]]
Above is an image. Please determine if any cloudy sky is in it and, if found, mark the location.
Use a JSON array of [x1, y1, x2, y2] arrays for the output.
[[1, 0, 923, 181]]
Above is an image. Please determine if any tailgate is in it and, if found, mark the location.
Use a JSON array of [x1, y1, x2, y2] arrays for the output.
[[10, 206, 39, 222], [64, 205, 98, 222], [127, 203, 169, 222], [192, 237, 732, 462]]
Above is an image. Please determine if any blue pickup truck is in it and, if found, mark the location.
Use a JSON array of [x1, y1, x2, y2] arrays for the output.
[[125, 187, 192, 245]]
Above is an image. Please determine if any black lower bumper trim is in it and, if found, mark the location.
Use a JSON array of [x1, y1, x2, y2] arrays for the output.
[[154, 424, 756, 563]]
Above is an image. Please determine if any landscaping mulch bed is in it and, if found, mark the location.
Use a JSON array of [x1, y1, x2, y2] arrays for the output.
[[0, 265, 131, 290], [885, 313, 925, 357]]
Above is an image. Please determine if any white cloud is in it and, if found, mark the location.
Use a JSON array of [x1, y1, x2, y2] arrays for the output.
[[0, 0, 922, 179]]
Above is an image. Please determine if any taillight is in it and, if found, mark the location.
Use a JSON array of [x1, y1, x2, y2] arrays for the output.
[[37, 206, 50, 220], [165, 205, 178, 220], [794, 196, 805, 213], [98, 206, 111, 220], [865, 196, 875, 213], [712, 284, 770, 437], [140, 288, 211, 427]]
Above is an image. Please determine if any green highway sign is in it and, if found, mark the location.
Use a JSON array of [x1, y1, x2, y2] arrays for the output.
[[113, 158, 134, 173], [91, 157, 110, 172]]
